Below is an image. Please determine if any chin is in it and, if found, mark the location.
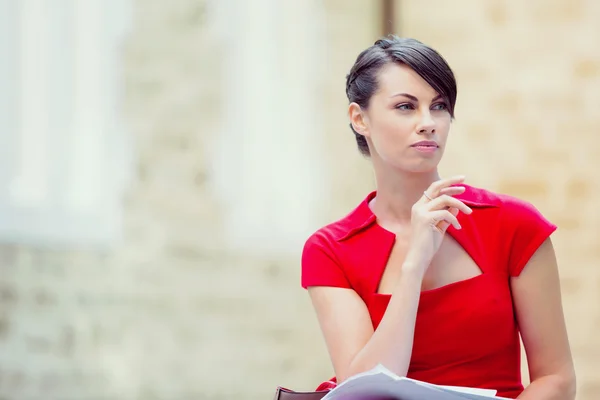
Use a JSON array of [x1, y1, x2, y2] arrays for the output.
[[404, 165, 439, 174], [375, 149, 443, 174], [391, 159, 441, 174]]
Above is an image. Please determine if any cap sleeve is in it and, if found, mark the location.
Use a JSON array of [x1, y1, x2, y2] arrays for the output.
[[301, 233, 351, 289], [503, 197, 557, 277]]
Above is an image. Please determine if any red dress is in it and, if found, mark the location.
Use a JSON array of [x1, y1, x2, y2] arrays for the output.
[[301, 185, 556, 399]]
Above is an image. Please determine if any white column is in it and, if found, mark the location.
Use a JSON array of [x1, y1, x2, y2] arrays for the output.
[[209, 0, 327, 256], [67, 0, 106, 213], [0, 0, 19, 198], [0, 0, 132, 247], [10, 0, 51, 207], [67, 0, 133, 214]]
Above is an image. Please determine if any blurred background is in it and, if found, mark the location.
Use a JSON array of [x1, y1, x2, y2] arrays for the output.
[[0, 0, 598, 399]]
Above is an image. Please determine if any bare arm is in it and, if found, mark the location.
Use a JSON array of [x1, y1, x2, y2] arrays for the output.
[[307, 177, 471, 383], [513, 238, 576, 399], [309, 266, 424, 382]]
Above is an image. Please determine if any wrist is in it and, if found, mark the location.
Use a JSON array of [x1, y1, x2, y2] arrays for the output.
[[403, 252, 431, 273], [400, 262, 427, 280]]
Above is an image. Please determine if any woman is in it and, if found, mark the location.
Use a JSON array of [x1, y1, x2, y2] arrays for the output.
[[301, 36, 576, 399]]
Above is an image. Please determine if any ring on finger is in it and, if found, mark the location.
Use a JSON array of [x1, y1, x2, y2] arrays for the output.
[[423, 191, 434, 201]]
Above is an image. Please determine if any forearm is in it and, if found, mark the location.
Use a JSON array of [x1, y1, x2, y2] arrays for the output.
[[517, 374, 576, 400], [344, 266, 423, 381]]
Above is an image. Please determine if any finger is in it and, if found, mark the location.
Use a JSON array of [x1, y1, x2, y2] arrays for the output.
[[427, 175, 466, 197], [439, 186, 466, 197], [436, 219, 451, 232], [426, 195, 472, 215], [431, 209, 461, 231], [435, 207, 460, 232], [420, 185, 463, 205], [418, 176, 466, 205]]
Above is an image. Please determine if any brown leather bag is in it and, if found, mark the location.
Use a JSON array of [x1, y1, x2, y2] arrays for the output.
[[272, 386, 329, 400]]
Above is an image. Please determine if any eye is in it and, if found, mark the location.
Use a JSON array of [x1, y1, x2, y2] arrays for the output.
[[432, 102, 448, 111], [395, 103, 414, 110]]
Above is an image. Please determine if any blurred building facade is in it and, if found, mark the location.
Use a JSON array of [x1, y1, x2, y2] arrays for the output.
[[0, 0, 598, 399]]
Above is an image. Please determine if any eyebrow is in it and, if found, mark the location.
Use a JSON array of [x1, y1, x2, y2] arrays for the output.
[[390, 93, 443, 102]]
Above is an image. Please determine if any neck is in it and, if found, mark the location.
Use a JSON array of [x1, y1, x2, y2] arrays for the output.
[[370, 165, 441, 225]]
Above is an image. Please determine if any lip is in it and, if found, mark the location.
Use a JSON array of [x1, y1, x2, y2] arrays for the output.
[[410, 140, 439, 148]]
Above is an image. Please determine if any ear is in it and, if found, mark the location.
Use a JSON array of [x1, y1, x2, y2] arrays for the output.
[[348, 102, 370, 138]]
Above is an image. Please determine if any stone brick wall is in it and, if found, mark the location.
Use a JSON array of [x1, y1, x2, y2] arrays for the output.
[[0, 1, 597, 399]]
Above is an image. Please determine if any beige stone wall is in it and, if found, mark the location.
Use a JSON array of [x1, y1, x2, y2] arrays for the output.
[[0, 1, 370, 399], [0, 1, 597, 399]]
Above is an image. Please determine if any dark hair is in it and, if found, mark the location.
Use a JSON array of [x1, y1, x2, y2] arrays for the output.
[[346, 36, 457, 157]]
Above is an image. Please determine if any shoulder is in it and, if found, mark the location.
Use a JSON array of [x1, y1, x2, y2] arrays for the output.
[[303, 191, 377, 250], [303, 218, 351, 250], [301, 223, 350, 289], [459, 184, 552, 225], [301, 192, 377, 289], [461, 184, 557, 276], [302, 211, 362, 265]]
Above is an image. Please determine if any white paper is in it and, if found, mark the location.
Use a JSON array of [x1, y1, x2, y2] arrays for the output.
[[321, 364, 513, 400]]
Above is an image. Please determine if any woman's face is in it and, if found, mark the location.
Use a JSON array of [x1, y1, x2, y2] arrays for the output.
[[350, 63, 452, 173]]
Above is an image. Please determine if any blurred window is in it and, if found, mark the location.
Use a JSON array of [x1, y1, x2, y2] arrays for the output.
[[0, 0, 132, 248], [207, 0, 328, 256]]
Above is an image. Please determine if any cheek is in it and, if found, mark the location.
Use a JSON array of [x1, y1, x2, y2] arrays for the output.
[[370, 123, 408, 152], [434, 115, 451, 135], [368, 122, 413, 159], [371, 112, 411, 139]]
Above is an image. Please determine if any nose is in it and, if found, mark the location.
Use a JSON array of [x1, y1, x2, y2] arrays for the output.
[[417, 110, 436, 134]]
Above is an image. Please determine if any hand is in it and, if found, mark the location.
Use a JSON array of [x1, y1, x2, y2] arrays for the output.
[[404, 176, 473, 271]]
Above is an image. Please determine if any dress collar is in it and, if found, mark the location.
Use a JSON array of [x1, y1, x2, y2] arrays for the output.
[[334, 184, 499, 242]]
